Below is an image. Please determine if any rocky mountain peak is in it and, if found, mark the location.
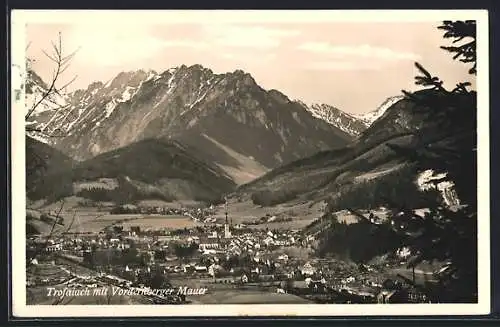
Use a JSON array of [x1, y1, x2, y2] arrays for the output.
[[87, 81, 104, 92], [354, 95, 405, 127], [106, 70, 150, 89], [303, 102, 367, 137], [268, 89, 290, 104]]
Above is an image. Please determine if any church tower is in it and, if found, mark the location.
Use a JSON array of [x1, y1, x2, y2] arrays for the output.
[[224, 197, 231, 239]]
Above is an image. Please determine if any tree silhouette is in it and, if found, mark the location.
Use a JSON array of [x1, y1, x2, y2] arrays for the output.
[[438, 20, 476, 75], [340, 20, 479, 303], [25, 32, 79, 124], [173, 242, 199, 262], [385, 20, 478, 302]]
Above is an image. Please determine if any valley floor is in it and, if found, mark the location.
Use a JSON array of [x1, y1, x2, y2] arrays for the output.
[[25, 196, 451, 306]]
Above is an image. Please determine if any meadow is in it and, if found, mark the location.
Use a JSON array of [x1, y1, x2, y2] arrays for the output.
[[211, 199, 325, 230], [29, 195, 327, 235], [30, 208, 200, 235], [120, 215, 201, 230], [190, 289, 312, 304]]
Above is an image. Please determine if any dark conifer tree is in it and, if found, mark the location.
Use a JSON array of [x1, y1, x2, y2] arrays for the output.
[[320, 21, 478, 303], [379, 20, 478, 303]]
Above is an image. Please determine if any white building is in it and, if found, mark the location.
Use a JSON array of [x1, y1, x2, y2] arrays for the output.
[[46, 243, 62, 252], [224, 223, 232, 239], [194, 265, 208, 273], [263, 237, 274, 246], [301, 262, 316, 276], [199, 239, 220, 251], [208, 264, 223, 277], [277, 254, 289, 261]]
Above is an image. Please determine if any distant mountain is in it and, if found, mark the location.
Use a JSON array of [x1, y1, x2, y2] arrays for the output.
[[24, 69, 71, 145], [27, 65, 353, 184], [302, 103, 367, 136], [28, 138, 236, 204], [25, 70, 69, 116], [355, 93, 437, 146], [354, 96, 405, 127]]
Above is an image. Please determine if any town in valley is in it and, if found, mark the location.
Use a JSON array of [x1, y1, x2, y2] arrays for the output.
[[26, 199, 434, 305]]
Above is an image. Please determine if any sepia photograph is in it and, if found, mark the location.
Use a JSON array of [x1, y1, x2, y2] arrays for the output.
[[10, 9, 490, 317]]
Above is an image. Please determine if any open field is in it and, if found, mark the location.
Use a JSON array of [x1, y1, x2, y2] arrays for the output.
[[69, 214, 201, 232], [189, 289, 312, 304], [137, 199, 206, 208], [28, 195, 328, 234], [121, 216, 202, 230], [56, 213, 144, 234], [28, 196, 88, 211], [211, 199, 326, 230], [27, 263, 68, 283], [248, 220, 315, 230], [29, 207, 201, 235]]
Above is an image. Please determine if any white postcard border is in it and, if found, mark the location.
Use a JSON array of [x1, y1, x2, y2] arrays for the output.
[[10, 9, 491, 317]]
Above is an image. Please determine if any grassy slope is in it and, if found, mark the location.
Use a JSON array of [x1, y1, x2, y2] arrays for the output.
[[26, 136, 78, 235], [26, 136, 76, 195], [28, 138, 237, 204]]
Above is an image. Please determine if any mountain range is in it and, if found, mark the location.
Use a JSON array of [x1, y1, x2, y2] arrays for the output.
[[25, 65, 413, 205], [26, 65, 370, 185], [299, 102, 367, 136]]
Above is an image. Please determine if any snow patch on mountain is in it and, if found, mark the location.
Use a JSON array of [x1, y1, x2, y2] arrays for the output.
[[118, 86, 137, 103], [166, 72, 178, 94], [25, 75, 69, 117], [105, 100, 117, 118], [145, 70, 159, 82], [355, 95, 405, 127], [28, 69, 159, 135], [302, 102, 366, 136]]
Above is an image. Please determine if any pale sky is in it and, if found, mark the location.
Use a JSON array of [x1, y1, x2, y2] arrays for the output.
[[24, 13, 476, 115]]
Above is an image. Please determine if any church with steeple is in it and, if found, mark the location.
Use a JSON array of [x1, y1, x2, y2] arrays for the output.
[[224, 196, 232, 239]]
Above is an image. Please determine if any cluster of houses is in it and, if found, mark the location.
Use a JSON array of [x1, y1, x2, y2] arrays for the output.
[[26, 212, 433, 304], [27, 223, 321, 285], [195, 229, 314, 256]]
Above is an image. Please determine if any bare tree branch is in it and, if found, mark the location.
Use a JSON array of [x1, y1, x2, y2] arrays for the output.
[[43, 200, 66, 247], [25, 32, 79, 121], [63, 210, 77, 234]]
